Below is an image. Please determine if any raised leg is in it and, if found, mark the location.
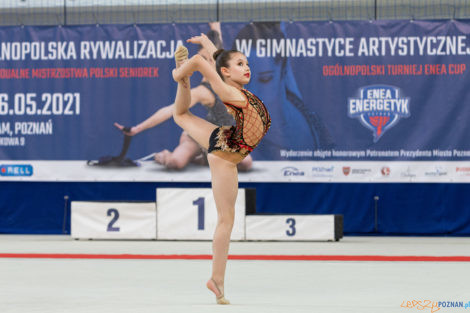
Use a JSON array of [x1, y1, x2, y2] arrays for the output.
[[206, 153, 238, 304], [172, 46, 218, 149]]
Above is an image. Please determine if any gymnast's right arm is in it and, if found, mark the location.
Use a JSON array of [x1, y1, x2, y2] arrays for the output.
[[172, 54, 244, 105], [187, 33, 218, 66]]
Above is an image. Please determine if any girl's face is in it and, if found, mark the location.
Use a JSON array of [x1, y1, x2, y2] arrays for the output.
[[245, 52, 283, 105], [222, 52, 251, 85]]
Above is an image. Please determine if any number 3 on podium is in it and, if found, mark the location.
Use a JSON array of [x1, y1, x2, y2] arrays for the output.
[[286, 218, 296, 236]]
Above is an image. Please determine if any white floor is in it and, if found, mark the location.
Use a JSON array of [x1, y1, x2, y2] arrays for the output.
[[1, 236, 469, 313]]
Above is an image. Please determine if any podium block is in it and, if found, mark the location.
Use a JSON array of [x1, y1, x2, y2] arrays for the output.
[[246, 215, 343, 241], [71, 201, 156, 239], [156, 188, 246, 240]]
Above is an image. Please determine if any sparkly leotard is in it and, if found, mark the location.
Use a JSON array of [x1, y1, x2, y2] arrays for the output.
[[208, 89, 271, 158]]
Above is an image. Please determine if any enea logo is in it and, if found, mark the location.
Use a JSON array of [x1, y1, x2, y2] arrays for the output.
[[281, 167, 305, 176], [0, 164, 33, 176], [348, 85, 410, 142]]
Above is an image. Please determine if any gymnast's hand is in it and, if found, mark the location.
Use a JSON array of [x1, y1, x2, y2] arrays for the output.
[[187, 33, 217, 54], [172, 68, 183, 82], [186, 33, 209, 45], [114, 122, 139, 136], [172, 64, 193, 88], [172, 68, 190, 88]]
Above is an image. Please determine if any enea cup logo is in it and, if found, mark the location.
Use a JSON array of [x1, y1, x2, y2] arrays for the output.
[[348, 85, 410, 142]]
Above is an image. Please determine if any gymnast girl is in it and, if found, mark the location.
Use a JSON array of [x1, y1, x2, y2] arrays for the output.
[[114, 25, 253, 172], [171, 33, 271, 304]]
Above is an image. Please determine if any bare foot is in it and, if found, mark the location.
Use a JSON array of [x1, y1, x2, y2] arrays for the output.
[[174, 45, 188, 68], [173, 45, 189, 87], [206, 278, 230, 305]]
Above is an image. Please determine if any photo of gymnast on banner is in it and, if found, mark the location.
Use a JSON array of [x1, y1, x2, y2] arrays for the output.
[[0, 20, 469, 182]]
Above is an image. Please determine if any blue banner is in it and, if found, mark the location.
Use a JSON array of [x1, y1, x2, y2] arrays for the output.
[[222, 21, 470, 162], [1, 21, 470, 182]]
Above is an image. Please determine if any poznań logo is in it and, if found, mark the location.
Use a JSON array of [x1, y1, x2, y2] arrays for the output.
[[348, 85, 410, 142]]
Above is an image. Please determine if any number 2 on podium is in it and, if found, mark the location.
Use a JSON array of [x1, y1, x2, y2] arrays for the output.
[[107, 208, 120, 232]]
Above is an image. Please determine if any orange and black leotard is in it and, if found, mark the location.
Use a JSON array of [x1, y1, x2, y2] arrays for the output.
[[208, 89, 271, 159]]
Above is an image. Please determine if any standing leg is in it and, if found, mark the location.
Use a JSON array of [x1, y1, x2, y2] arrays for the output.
[[206, 153, 238, 304], [173, 46, 235, 304]]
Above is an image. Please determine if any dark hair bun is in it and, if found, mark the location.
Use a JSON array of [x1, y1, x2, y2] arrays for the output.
[[213, 49, 225, 61]]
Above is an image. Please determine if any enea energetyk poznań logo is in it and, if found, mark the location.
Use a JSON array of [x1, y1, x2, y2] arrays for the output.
[[348, 85, 410, 142]]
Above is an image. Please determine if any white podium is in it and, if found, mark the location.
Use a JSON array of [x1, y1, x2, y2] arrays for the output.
[[71, 201, 157, 240], [156, 188, 246, 240], [70, 189, 342, 242], [246, 215, 342, 241]]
